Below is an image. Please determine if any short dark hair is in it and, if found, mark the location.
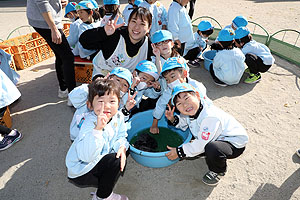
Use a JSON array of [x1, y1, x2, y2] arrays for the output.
[[219, 40, 234, 49], [235, 34, 252, 46], [88, 79, 120, 104], [128, 7, 152, 27], [161, 67, 184, 78], [173, 91, 197, 107], [200, 29, 214, 36]]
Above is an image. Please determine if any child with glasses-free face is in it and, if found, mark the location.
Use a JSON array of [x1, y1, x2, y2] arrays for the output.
[[77, 9, 94, 23]]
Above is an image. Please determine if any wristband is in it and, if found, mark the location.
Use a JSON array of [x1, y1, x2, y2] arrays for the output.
[[129, 88, 135, 95], [167, 115, 179, 126], [121, 106, 130, 116], [176, 146, 186, 159]]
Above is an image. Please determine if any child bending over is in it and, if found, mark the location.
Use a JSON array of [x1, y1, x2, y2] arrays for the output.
[[234, 27, 275, 84], [66, 79, 129, 200], [165, 83, 249, 186]]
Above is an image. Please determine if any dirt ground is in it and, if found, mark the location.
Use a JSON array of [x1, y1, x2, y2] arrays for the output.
[[0, 0, 300, 199]]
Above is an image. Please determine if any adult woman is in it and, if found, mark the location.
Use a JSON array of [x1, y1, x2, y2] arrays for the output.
[[79, 7, 153, 77], [26, 0, 76, 104]]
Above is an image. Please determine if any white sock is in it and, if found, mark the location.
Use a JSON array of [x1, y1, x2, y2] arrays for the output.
[[8, 129, 17, 136]]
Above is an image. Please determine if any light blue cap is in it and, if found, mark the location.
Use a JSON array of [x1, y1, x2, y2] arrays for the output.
[[232, 16, 248, 28], [64, 2, 77, 17], [217, 28, 235, 42], [161, 57, 188, 74], [171, 83, 196, 105], [134, 0, 143, 6], [151, 30, 173, 44], [75, 1, 96, 10], [110, 67, 133, 87], [235, 27, 250, 40], [198, 20, 214, 31], [89, 0, 99, 8], [103, 0, 120, 5], [135, 60, 159, 80]]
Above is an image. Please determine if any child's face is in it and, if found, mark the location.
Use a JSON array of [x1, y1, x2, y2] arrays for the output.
[[180, 0, 189, 6], [138, 72, 155, 87], [110, 75, 130, 93], [77, 9, 92, 22], [175, 92, 200, 116], [155, 40, 174, 57], [91, 92, 119, 120], [163, 69, 186, 84], [66, 12, 78, 20]]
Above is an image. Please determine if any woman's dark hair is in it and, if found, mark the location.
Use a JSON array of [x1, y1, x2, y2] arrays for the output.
[[88, 79, 120, 104], [84, 8, 101, 21], [128, 7, 152, 27], [235, 34, 252, 46], [103, 4, 122, 21], [199, 29, 214, 36], [218, 40, 234, 50]]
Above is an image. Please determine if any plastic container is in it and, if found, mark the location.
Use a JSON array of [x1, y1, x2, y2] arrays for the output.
[[202, 50, 217, 71], [127, 110, 192, 168], [0, 107, 12, 128]]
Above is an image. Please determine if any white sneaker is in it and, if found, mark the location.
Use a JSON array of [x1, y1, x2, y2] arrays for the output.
[[91, 192, 129, 200], [67, 98, 73, 107], [58, 88, 68, 98]]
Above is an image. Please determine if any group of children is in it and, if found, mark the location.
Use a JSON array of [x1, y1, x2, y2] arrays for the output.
[[61, 1, 278, 200]]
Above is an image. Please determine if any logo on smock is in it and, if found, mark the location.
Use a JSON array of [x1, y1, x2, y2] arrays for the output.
[[201, 131, 210, 140]]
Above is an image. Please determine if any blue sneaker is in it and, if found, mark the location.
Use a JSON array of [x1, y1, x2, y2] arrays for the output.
[[0, 130, 22, 151]]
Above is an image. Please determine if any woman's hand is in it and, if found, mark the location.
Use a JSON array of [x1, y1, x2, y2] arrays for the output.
[[51, 28, 62, 44], [104, 15, 125, 36]]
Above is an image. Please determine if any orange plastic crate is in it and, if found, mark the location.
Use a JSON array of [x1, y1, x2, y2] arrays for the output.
[[74, 56, 93, 83], [0, 107, 12, 129]]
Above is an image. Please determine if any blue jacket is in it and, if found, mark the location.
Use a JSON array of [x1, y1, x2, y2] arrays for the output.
[[67, 18, 83, 56], [242, 40, 275, 65], [66, 111, 129, 178], [0, 49, 20, 85]]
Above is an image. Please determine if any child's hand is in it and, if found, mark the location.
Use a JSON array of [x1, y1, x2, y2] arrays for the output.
[[165, 104, 175, 122], [125, 91, 137, 111], [131, 76, 140, 89], [151, 43, 160, 57], [116, 146, 127, 172], [150, 125, 159, 134], [104, 15, 125, 36], [148, 80, 161, 90], [95, 102, 108, 130], [165, 146, 178, 160]]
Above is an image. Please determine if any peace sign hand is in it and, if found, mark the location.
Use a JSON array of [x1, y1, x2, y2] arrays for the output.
[[95, 102, 109, 130], [125, 91, 137, 111], [165, 104, 175, 122], [151, 43, 160, 57], [104, 14, 125, 36]]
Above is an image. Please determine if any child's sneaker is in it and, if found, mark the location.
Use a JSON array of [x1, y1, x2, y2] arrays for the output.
[[296, 149, 300, 158], [244, 73, 261, 84], [244, 68, 250, 74], [202, 170, 225, 186], [212, 77, 227, 87], [0, 129, 22, 151], [58, 88, 68, 98], [92, 192, 128, 200]]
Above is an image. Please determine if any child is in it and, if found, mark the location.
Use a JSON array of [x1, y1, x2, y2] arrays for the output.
[[65, 2, 82, 56], [168, 0, 194, 56], [66, 79, 129, 200], [0, 69, 22, 150], [130, 60, 162, 116], [234, 27, 275, 84], [76, 0, 102, 60], [224, 15, 248, 31], [165, 83, 249, 186], [139, 0, 168, 36], [151, 30, 181, 73], [122, 0, 143, 25], [150, 56, 210, 134], [101, 0, 125, 26], [210, 28, 245, 86], [184, 20, 214, 67], [69, 68, 135, 140]]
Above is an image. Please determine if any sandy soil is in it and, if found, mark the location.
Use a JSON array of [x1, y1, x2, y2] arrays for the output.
[[0, 0, 300, 199]]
